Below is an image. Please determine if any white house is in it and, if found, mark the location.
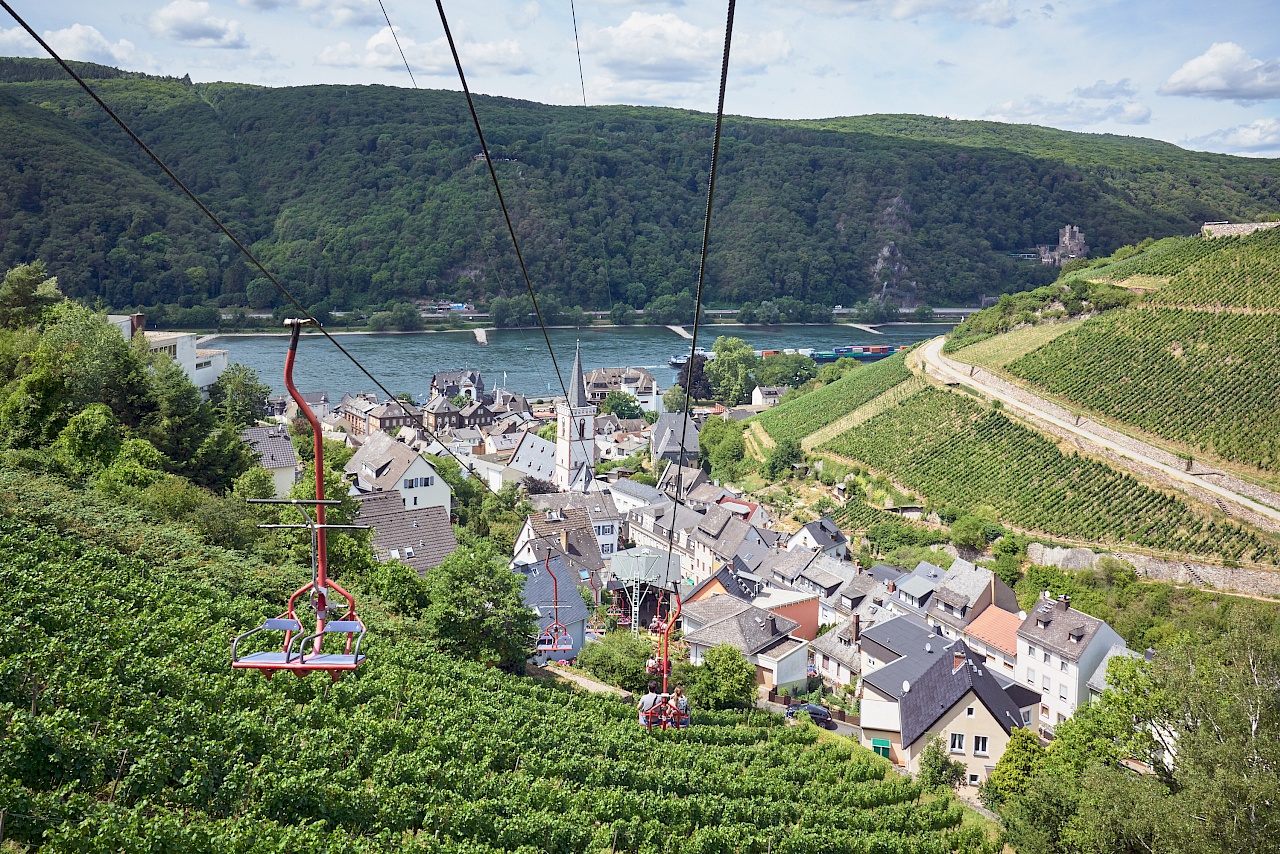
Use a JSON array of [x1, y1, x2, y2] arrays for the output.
[[344, 430, 451, 512], [680, 595, 810, 692], [787, 517, 849, 560], [751, 385, 786, 408], [529, 492, 623, 559], [1016, 592, 1126, 738]]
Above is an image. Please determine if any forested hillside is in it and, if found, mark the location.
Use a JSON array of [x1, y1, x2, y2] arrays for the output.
[[3, 57, 1280, 318]]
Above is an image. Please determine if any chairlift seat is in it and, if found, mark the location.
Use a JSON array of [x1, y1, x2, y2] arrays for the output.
[[232, 618, 304, 669]]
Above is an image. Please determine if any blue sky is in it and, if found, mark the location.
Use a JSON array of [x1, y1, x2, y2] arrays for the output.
[[2, 0, 1279, 156]]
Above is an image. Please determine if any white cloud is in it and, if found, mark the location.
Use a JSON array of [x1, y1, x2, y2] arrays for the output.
[[1073, 78, 1134, 99], [512, 1, 541, 30], [1159, 43, 1280, 102], [0, 23, 135, 64], [318, 26, 532, 76], [300, 0, 381, 29], [984, 94, 1151, 127], [151, 1, 248, 49], [798, 0, 1017, 27], [238, 0, 290, 8], [1189, 117, 1280, 156]]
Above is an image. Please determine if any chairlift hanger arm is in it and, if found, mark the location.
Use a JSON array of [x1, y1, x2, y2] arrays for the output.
[[247, 498, 343, 506]]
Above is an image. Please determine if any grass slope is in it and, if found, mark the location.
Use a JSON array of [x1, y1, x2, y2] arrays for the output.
[[0, 467, 993, 854], [816, 387, 1280, 565]]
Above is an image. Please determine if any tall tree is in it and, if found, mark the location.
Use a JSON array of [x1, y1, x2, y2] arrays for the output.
[[208, 363, 271, 430], [706, 337, 759, 405]]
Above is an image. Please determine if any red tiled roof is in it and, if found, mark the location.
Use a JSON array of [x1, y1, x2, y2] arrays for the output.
[[964, 606, 1022, 657]]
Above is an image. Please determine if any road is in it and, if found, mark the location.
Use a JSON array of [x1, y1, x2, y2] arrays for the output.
[[918, 336, 1280, 525], [757, 695, 862, 739]]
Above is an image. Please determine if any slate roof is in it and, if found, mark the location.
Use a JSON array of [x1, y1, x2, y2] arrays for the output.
[[1086, 644, 1140, 695], [760, 547, 821, 584], [1018, 594, 1108, 662], [424, 395, 460, 415], [240, 425, 298, 470], [524, 528, 606, 579], [859, 613, 939, 665], [566, 343, 590, 409], [794, 516, 848, 550], [507, 432, 557, 480], [344, 431, 428, 491], [529, 492, 621, 524], [687, 482, 732, 506], [609, 478, 664, 505], [354, 491, 457, 575], [811, 616, 861, 672], [681, 595, 801, 655], [865, 563, 909, 585], [964, 606, 1023, 658], [652, 413, 700, 460], [515, 554, 591, 630], [894, 561, 946, 605], [657, 461, 707, 498], [898, 643, 1033, 748]]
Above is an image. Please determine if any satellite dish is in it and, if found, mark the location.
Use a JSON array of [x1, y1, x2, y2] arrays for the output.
[[924, 643, 932, 653], [902, 680, 911, 694]]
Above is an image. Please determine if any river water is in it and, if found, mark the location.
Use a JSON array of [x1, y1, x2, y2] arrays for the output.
[[208, 323, 952, 401]]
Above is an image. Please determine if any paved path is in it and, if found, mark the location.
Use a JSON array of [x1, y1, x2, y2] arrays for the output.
[[667, 324, 693, 340], [756, 696, 862, 739], [919, 337, 1280, 525]]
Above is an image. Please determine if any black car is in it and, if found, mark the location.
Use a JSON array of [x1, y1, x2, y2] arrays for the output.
[[785, 702, 834, 728]]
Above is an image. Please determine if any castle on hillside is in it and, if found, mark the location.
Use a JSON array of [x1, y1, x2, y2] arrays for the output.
[[1038, 225, 1089, 267]]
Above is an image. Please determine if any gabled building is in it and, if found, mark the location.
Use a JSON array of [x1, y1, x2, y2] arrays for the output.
[[925, 559, 1020, 639], [1017, 592, 1126, 737], [887, 561, 948, 615], [515, 554, 591, 664], [687, 560, 820, 640], [583, 366, 663, 413], [750, 385, 786, 408], [529, 492, 623, 558], [860, 640, 1039, 787], [354, 491, 457, 575], [285, 391, 331, 422], [811, 616, 861, 687], [657, 461, 708, 502], [458, 400, 494, 429], [423, 395, 462, 432], [962, 604, 1023, 678], [343, 430, 451, 512], [650, 412, 700, 466], [338, 393, 419, 437], [858, 613, 940, 678], [608, 477, 664, 515], [240, 424, 299, 497], [512, 506, 607, 591], [787, 516, 849, 560], [679, 594, 809, 691], [626, 500, 702, 579], [430, 369, 485, 401], [507, 431, 557, 483]]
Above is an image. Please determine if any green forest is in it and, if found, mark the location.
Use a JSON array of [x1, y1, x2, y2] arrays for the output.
[[4, 57, 1280, 322]]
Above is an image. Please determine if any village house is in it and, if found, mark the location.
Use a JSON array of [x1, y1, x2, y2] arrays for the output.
[[285, 391, 330, 422], [626, 501, 702, 580], [860, 639, 1040, 787], [657, 462, 709, 502], [430, 369, 485, 401], [529, 492, 623, 558], [512, 506, 607, 591], [750, 385, 786, 408], [787, 516, 849, 560], [458, 400, 494, 429], [506, 431, 557, 484], [886, 560, 948, 616], [354, 491, 457, 575], [650, 412, 700, 466], [583, 366, 664, 413], [1017, 592, 1126, 738], [516, 555, 591, 665], [962, 604, 1023, 678], [679, 594, 810, 691], [607, 477, 664, 516], [811, 615, 861, 687], [924, 559, 1020, 640], [343, 430, 451, 512], [239, 424, 299, 497], [686, 560, 821, 641], [337, 393, 420, 437], [422, 395, 462, 432]]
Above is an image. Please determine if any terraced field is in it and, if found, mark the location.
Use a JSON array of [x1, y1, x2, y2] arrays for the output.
[[817, 387, 1280, 565], [754, 353, 913, 445], [946, 321, 1082, 370], [1007, 307, 1280, 472]]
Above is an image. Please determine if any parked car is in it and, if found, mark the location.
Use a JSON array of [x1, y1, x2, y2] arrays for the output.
[[785, 702, 833, 728]]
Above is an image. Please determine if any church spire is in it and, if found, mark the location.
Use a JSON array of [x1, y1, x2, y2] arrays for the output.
[[567, 340, 589, 408]]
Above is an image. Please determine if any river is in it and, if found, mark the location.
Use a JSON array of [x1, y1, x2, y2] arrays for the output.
[[207, 323, 952, 401]]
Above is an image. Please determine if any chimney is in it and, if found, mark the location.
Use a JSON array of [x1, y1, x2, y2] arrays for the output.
[[852, 613, 861, 640], [130, 313, 145, 338], [768, 615, 777, 634], [887, 581, 896, 594], [560, 530, 569, 554], [1058, 594, 1071, 611]]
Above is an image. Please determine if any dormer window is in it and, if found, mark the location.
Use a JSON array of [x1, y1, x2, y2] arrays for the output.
[[1036, 618, 1051, 629]]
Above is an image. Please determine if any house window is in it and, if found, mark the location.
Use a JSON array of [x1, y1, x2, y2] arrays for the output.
[[965, 706, 975, 718], [949, 733, 965, 753], [602, 544, 613, 554], [1059, 683, 1068, 700], [1043, 651, 1051, 663], [871, 738, 891, 759], [1042, 675, 1050, 693], [1022, 709, 1032, 725], [1060, 661, 1068, 672], [968, 773, 980, 786], [973, 735, 989, 756], [1027, 644, 1037, 657], [1026, 666, 1035, 685], [823, 655, 830, 668], [413, 497, 418, 506], [1040, 704, 1050, 720], [1057, 712, 1066, 724]]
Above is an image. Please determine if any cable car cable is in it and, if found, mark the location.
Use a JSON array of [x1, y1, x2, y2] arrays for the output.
[[662, 0, 737, 584], [376, 0, 419, 88], [432, 0, 570, 402]]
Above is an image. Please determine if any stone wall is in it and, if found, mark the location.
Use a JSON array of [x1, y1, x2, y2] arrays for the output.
[[1026, 543, 1280, 598], [1200, 221, 1280, 238]]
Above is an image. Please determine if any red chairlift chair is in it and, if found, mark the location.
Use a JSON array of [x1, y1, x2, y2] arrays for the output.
[[534, 553, 574, 654], [231, 319, 370, 681]]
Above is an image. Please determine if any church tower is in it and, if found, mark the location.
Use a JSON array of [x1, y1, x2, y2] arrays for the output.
[[554, 343, 598, 491]]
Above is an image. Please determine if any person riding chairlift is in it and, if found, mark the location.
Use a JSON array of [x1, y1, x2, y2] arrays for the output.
[[637, 681, 661, 727]]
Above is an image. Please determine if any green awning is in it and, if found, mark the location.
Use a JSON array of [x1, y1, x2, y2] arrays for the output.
[[872, 738, 891, 748]]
